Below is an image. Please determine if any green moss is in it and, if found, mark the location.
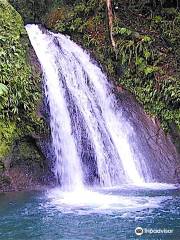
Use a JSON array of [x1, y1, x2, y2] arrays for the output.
[[18, 142, 42, 163], [0, 120, 18, 159], [0, 162, 4, 172], [0, 174, 11, 185]]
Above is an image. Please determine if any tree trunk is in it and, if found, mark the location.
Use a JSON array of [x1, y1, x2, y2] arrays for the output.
[[106, 0, 116, 49]]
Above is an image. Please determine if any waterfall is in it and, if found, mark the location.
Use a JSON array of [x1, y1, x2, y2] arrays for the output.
[[26, 24, 151, 190]]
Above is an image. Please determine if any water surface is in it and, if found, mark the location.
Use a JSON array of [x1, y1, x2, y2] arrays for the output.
[[0, 185, 180, 240]]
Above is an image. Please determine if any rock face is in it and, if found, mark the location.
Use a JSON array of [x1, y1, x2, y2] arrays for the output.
[[117, 90, 180, 183], [0, 138, 56, 192]]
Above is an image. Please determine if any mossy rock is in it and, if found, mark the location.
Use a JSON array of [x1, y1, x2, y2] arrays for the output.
[[0, 161, 4, 172], [0, 174, 11, 190], [11, 140, 44, 168], [0, 120, 18, 160]]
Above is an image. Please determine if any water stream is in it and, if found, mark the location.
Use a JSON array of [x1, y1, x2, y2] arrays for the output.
[[26, 24, 152, 190]]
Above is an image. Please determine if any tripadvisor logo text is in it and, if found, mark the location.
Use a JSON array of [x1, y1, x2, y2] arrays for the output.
[[135, 227, 174, 236]]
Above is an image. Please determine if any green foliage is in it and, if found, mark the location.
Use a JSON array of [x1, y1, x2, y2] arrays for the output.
[[50, 0, 105, 34], [0, 1, 30, 118], [114, 27, 132, 36], [0, 1, 46, 160], [0, 1, 42, 122], [115, 22, 179, 130]]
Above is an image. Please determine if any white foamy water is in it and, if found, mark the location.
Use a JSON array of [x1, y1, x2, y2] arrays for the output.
[[26, 24, 153, 190], [46, 187, 171, 214], [101, 182, 178, 191]]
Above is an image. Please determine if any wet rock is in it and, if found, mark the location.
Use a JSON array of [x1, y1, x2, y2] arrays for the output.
[[117, 90, 180, 183]]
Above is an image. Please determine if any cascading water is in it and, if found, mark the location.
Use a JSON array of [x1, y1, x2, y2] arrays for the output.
[[26, 24, 152, 191]]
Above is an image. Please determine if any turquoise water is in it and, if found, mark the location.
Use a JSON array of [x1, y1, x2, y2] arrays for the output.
[[0, 185, 180, 240]]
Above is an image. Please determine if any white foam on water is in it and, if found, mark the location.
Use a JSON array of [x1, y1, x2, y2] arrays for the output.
[[101, 182, 178, 191], [46, 187, 171, 214], [134, 182, 178, 190]]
